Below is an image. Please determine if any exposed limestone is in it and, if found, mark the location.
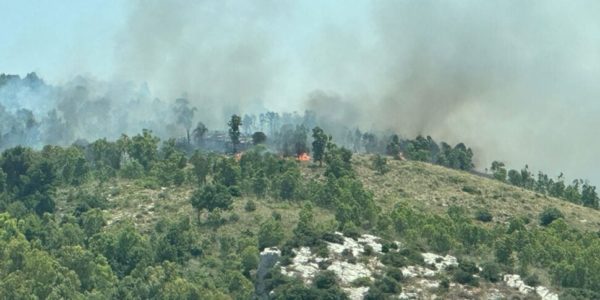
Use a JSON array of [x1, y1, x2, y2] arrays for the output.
[[422, 252, 458, 270], [503, 274, 558, 300], [259, 232, 560, 300]]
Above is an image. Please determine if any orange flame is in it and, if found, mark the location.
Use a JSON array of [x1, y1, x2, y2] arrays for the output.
[[234, 152, 243, 161], [297, 152, 311, 162]]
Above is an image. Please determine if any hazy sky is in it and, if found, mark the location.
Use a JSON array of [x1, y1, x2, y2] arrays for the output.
[[1, 0, 600, 185]]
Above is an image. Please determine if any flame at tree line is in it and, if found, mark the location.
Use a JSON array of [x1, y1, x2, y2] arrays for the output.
[[297, 152, 310, 162]]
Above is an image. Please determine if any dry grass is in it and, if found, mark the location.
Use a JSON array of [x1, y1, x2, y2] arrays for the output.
[[351, 154, 600, 232], [55, 154, 600, 236]]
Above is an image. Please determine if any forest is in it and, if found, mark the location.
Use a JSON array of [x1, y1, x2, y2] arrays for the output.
[[0, 113, 599, 299]]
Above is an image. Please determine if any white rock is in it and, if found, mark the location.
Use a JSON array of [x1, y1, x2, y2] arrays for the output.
[[418, 278, 440, 289], [422, 252, 458, 270], [327, 260, 372, 285], [504, 274, 558, 300], [342, 286, 369, 300], [357, 234, 383, 253], [399, 292, 419, 299], [401, 265, 436, 278]]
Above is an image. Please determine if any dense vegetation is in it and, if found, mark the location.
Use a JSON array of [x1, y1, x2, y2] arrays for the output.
[[489, 161, 599, 209], [0, 119, 599, 298]]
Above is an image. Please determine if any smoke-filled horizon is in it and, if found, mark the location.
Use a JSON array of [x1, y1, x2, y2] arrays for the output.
[[2, 0, 600, 185]]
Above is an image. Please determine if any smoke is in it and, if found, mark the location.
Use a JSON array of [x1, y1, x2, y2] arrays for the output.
[[2, 0, 600, 184]]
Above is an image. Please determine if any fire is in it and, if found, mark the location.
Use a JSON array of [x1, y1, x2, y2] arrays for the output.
[[297, 152, 311, 162], [234, 152, 243, 161]]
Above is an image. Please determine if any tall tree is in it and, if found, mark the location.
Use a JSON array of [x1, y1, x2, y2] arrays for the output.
[[173, 98, 197, 145], [312, 127, 328, 166], [189, 184, 233, 220], [192, 122, 208, 146], [228, 115, 242, 153], [490, 161, 507, 182]]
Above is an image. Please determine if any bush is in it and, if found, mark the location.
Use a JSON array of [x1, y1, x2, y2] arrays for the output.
[[229, 213, 240, 223], [381, 251, 406, 268], [229, 185, 242, 197], [475, 209, 493, 222], [480, 262, 501, 282], [244, 200, 256, 212], [258, 220, 284, 250], [373, 276, 401, 294], [462, 185, 481, 195], [351, 277, 372, 287], [322, 233, 344, 244], [272, 211, 282, 221], [386, 268, 404, 282], [313, 270, 338, 289], [458, 260, 479, 274], [539, 207, 564, 226], [342, 224, 360, 239], [453, 269, 478, 286], [524, 274, 540, 287]]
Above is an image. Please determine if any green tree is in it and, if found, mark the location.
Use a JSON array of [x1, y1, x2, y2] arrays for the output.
[[228, 114, 242, 153], [372, 154, 389, 175], [386, 134, 401, 159], [252, 131, 267, 145], [581, 183, 599, 209], [192, 121, 208, 145], [490, 161, 507, 182], [258, 219, 284, 249], [241, 246, 259, 276], [293, 203, 318, 245], [189, 184, 233, 220], [190, 151, 211, 184], [214, 158, 240, 187], [173, 97, 197, 144], [311, 127, 328, 166], [253, 169, 268, 197], [279, 171, 299, 200], [539, 207, 564, 226], [80, 208, 106, 237], [129, 129, 160, 171]]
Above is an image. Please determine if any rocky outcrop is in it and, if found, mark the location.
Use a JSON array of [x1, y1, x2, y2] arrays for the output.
[[503, 274, 558, 300], [258, 232, 559, 300], [256, 248, 281, 299]]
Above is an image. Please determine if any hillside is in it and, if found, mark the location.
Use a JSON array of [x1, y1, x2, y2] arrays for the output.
[[41, 153, 600, 299]]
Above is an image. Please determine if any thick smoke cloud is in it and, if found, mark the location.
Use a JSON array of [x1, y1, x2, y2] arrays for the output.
[[114, 0, 600, 183], [2, 0, 599, 184]]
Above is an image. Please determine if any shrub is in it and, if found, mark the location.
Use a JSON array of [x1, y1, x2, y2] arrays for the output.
[[524, 274, 540, 287], [462, 185, 481, 195], [458, 260, 479, 274], [475, 209, 493, 222], [272, 211, 282, 221], [351, 277, 372, 287], [244, 200, 257, 212], [313, 270, 338, 289], [258, 220, 284, 250], [229, 185, 242, 197], [386, 268, 404, 282], [373, 276, 401, 294], [342, 224, 360, 239], [480, 262, 501, 282], [322, 233, 344, 244], [453, 269, 478, 286], [381, 251, 406, 268], [229, 213, 240, 223], [539, 207, 564, 226]]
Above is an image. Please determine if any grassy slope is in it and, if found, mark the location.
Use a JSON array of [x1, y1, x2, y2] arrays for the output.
[[352, 155, 600, 233], [55, 154, 600, 238]]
